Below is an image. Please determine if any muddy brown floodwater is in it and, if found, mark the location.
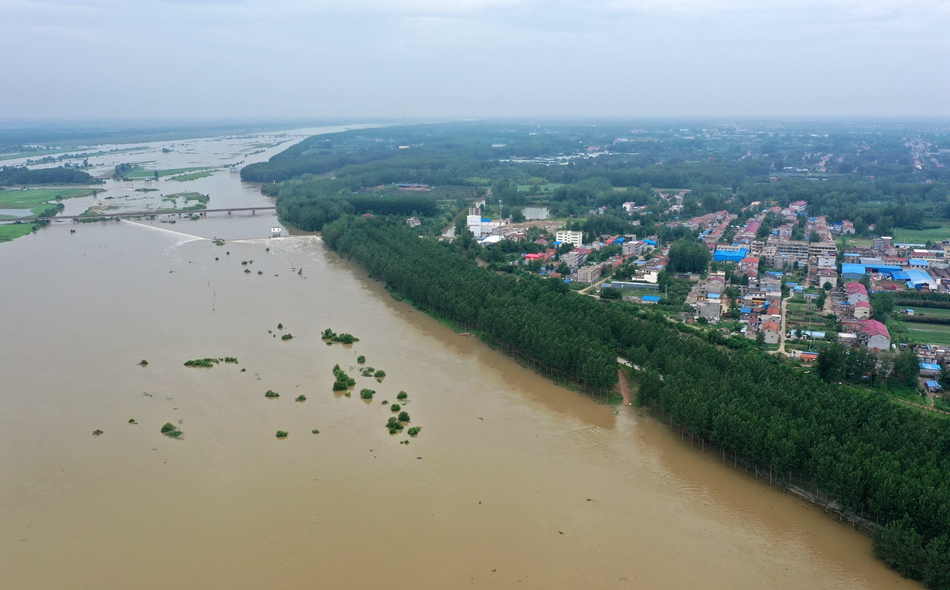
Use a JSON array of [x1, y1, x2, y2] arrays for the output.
[[0, 129, 920, 589]]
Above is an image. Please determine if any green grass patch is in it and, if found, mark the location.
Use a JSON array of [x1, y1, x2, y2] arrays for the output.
[[904, 308, 950, 319], [0, 187, 96, 216], [887, 386, 930, 406], [171, 170, 214, 182], [159, 192, 209, 211], [887, 225, 950, 243], [887, 316, 950, 345], [0, 224, 38, 243], [123, 166, 210, 180]]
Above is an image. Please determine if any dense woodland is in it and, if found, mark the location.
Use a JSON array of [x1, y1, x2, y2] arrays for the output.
[[0, 165, 97, 186], [261, 177, 441, 231], [245, 122, 950, 234], [324, 216, 950, 589]]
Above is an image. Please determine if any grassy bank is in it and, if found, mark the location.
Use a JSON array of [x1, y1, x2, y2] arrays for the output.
[[0, 188, 97, 216], [0, 224, 38, 243]]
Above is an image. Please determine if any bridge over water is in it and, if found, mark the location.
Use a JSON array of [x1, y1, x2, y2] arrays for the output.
[[0, 207, 277, 225]]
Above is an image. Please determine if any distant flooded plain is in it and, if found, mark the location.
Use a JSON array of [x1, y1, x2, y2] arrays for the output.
[[0, 131, 918, 589]]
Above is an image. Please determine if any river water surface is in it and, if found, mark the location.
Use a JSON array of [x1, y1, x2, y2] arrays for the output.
[[0, 129, 917, 589]]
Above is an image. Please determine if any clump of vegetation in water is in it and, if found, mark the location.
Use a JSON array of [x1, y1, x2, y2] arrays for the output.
[[278, 323, 283, 330], [244, 269, 251, 274], [397, 391, 408, 400], [226, 251, 230, 255], [360, 388, 375, 399], [381, 400, 389, 405], [386, 417, 404, 434], [241, 261, 248, 266], [332, 364, 354, 390], [400, 439, 410, 445], [398, 411, 410, 422], [264, 390, 280, 398], [241, 368, 246, 372], [322, 328, 359, 344], [92, 429, 103, 437], [161, 422, 182, 439], [184, 358, 218, 368], [361, 367, 375, 377], [258, 270, 263, 275], [213, 239, 224, 246], [139, 359, 149, 366], [344, 391, 351, 397], [215, 257, 219, 261], [223, 357, 238, 364], [374, 369, 386, 382], [296, 395, 306, 402], [312, 429, 319, 434], [129, 418, 137, 424], [390, 404, 401, 413], [281, 333, 293, 341], [407, 427, 421, 437], [276, 430, 288, 438], [357, 355, 366, 364]]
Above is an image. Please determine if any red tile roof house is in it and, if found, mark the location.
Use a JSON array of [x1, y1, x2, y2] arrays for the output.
[[860, 319, 891, 352], [845, 282, 869, 304]]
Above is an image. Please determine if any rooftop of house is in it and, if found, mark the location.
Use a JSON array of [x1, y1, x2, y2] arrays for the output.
[[861, 319, 890, 338]]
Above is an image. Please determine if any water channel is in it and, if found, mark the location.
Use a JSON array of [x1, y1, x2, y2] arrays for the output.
[[0, 128, 916, 589]]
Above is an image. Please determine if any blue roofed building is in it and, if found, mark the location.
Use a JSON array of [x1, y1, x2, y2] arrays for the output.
[[906, 269, 938, 290], [841, 263, 867, 281], [713, 247, 748, 263]]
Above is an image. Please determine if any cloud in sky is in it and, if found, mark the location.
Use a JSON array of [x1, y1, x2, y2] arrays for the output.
[[1, 0, 948, 120]]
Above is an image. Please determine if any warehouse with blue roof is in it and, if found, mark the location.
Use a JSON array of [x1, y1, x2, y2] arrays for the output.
[[906, 269, 938, 290], [713, 248, 748, 263]]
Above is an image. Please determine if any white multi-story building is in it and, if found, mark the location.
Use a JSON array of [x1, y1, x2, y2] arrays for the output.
[[556, 230, 584, 248]]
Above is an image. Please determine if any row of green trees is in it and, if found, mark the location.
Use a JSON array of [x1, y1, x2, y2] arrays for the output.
[[0, 165, 97, 185], [322, 215, 950, 588]]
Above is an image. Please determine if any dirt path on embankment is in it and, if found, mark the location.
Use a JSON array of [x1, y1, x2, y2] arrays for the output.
[[618, 367, 632, 405]]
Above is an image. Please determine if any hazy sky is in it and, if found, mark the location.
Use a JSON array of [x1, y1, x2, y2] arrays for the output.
[[2, 0, 949, 121]]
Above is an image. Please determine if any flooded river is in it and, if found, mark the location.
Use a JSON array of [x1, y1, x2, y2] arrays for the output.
[[0, 129, 917, 589]]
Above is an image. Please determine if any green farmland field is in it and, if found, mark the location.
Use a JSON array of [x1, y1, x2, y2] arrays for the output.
[[0, 188, 97, 216], [888, 317, 950, 346]]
